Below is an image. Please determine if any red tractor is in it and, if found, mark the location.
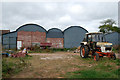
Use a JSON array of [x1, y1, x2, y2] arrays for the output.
[[80, 32, 116, 61]]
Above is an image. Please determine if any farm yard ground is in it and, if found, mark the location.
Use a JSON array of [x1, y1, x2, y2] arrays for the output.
[[3, 52, 120, 78]]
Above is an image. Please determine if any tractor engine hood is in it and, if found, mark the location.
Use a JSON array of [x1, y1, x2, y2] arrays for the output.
[[96, 42, 112, 47]]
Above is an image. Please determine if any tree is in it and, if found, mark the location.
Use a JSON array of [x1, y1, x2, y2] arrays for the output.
[[99, 19, 120, 33]]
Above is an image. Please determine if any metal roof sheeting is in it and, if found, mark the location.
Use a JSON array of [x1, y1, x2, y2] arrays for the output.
[[47, 28, 63, 38], [17, 24, 47, 32]]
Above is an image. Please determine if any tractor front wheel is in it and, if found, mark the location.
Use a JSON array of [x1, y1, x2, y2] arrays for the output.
[[80, 45, 89, 58], [93, 53, 99, 61]]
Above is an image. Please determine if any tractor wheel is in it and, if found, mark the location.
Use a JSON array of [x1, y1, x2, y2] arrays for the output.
[[80, 45, 89, 58], [111, 53, 116, 60], [93, 53, 99, 61]]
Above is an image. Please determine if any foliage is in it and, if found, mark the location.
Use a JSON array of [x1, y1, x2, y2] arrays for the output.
[[99, 19, 120, 33]]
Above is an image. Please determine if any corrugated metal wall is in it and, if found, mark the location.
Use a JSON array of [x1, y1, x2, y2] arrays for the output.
[[2, 32, 17, 49], [47, 28, 64, 48], [105, 32, 120, 45], [64, 26, 88, 48]]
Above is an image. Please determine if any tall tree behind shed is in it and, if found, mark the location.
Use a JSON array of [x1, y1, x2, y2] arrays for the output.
[[99, 19, 120, 33]]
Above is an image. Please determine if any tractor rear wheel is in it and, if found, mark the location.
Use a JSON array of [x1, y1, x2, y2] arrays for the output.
[[111, 53, 116, 60], [93, 53, 99, 61], [80, 45, 89, 58]]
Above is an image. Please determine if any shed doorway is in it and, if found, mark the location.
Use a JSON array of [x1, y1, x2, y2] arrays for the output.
[[17, 41, 22, 49]]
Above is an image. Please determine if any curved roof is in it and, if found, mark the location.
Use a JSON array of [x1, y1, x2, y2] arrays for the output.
[[16, 23, 47, 32], [63, 26, 88, 33], [2, 23, 47, 36], [47, 28, 63, 38]]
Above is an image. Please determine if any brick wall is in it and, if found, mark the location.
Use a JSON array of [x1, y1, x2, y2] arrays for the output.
[[47, 38, 64, 48], [17, 31, 46, 47], [0, 30, 10, 34]]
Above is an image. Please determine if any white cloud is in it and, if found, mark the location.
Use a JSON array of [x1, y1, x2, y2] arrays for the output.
[[59, 15, 71, 22], [69, 5, 84, 14], [1, 2, 118, 32]]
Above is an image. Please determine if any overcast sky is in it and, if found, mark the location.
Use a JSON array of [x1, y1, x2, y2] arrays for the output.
[[1, 1, 118, 32]]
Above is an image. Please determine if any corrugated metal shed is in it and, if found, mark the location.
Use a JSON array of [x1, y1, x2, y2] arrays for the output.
[[105, 32, 120, 45], [64, 26, 88, 48], [47, 28, 63, 38], [17, 24, 47, 48], [2, 24, 47, 49], [47, 28, 64, 48]]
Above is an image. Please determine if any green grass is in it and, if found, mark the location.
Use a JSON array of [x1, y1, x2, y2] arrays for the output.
[[64, 56, 120, 78], [66, 69, 118, 78], [2, 56, 32, 78]]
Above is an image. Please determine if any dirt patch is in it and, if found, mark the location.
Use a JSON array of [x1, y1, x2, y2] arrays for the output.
[[11, 52, 118, 78], [12, 52, 81, 78]]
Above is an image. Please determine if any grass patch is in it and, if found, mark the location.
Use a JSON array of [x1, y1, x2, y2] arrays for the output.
[[66, 69, 118, 78], [114, 59, 120, 66], [64, 56, 119, 78], [2, 56, 32, 78]]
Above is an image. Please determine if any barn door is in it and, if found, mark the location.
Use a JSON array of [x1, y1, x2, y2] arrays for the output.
[[17, 41, 22, 49]]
